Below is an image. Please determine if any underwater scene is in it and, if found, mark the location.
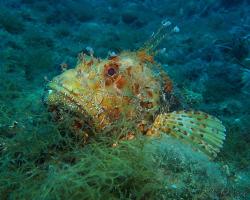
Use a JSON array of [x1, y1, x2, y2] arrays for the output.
[[0, 0, 250, 199]]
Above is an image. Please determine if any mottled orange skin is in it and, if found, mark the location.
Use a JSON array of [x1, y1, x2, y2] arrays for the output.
[[137, 50, 155, 63], [47, 51, 172, 134]]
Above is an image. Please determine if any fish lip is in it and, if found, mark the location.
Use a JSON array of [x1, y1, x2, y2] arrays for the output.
[[45, 82, 99, 133]]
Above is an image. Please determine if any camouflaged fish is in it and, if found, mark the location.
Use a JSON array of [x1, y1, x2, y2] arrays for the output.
[[46, 23, 226, 158]]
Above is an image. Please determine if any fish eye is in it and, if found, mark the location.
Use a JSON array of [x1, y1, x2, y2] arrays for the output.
[[107, 67, 116, 76]]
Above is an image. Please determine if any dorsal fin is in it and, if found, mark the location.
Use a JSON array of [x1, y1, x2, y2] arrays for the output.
[[139, 20, 180, 55]]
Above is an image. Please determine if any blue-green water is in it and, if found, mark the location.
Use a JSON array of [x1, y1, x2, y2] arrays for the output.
[[0, 0, 249, 199]]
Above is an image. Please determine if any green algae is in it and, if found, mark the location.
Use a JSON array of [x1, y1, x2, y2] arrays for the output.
[[0, 112, 246, 200]]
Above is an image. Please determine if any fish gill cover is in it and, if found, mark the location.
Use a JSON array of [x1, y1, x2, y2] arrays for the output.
[[0, 0, 249, 200]]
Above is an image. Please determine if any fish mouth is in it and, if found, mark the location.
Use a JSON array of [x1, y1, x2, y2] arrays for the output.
[[46, 78, 110, 132]]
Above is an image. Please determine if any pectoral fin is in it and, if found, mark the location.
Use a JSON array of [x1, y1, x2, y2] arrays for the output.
[[147, 111, 226, 158]]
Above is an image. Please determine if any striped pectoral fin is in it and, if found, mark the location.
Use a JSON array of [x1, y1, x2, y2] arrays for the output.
[[147, 111, 226, 158]]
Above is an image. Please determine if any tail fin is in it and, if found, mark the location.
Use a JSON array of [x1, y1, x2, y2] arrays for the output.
[[140, 20, 180, 55], [148, 111, 226, 158]]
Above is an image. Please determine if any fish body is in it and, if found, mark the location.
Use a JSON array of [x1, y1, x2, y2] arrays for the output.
[[47, 25, 226, 158]]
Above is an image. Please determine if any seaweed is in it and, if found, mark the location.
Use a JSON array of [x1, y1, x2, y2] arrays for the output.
[[0, 116, 244, 200]]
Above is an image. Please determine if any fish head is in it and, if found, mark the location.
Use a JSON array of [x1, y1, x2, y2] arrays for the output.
[[47, 51, 169, 132]]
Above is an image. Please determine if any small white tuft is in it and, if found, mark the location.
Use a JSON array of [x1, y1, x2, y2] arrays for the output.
[[161, 20, 172, 27], [173, 26, 180, 33]]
